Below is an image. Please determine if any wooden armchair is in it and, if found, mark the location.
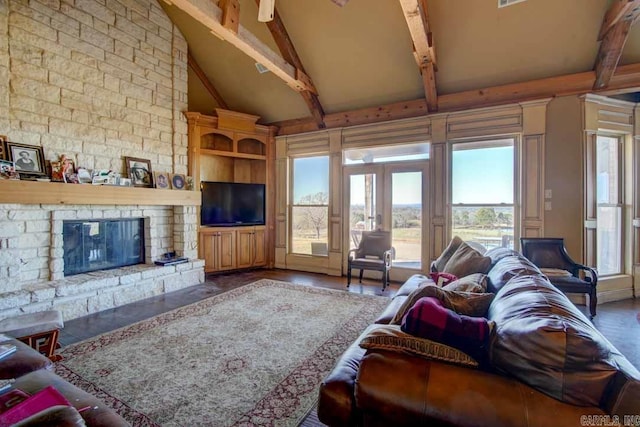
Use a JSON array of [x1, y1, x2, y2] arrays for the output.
[[347, 230, 392, 291], [520, 237, 598, 318]]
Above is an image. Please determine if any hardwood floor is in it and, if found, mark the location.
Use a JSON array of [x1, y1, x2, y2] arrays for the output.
[[60, 268, 640, 369]]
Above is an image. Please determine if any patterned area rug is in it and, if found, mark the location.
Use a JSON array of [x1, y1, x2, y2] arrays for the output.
[[55, 279, 389, 426]]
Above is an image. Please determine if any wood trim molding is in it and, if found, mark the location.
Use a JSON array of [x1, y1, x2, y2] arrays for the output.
[[273, 63, 640, 136], [0, 180, 201, 206]]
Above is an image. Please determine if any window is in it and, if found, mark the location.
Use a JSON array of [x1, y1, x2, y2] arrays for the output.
[[451, 138, 515, 250], [290, 156, 330, 256], [596, 135, 623, 276]]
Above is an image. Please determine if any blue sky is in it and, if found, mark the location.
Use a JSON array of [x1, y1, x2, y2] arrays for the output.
[[293, 145, 513, 206], [293, 156, 330, 203], [452, 145, 513, 204]]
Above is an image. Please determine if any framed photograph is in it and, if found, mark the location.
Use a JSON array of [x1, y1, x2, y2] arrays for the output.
[[185, 176, 194, 191], [0, 135, 6, 160], [154, 172, 170, 189], [6, 142, 46, 178], [125, 157, 153, 188], [171, 173, 186, 190], [0, 159, 19, 180], [49, 161, 64, 182]]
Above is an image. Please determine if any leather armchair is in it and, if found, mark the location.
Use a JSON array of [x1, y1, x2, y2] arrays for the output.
[[520, 237, 598, 318]]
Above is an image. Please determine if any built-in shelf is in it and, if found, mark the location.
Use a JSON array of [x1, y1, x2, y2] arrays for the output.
[[200, 148, 266, 161], [0, 180, 201, 206]]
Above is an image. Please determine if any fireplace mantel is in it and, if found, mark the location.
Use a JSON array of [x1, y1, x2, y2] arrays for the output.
[[0, 180, 201, 206]]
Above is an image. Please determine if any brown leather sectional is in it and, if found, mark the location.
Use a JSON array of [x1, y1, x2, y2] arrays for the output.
[[0, 339, 128, 426], [318, 248, 640, 427]]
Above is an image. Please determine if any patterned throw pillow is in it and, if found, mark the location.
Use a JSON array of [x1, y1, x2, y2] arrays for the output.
[[401, 296, 493, 363], [443, 241, 492, 278], [390, 284, 495, 324], [359, 324, 479, 367], [429, 272, 458, 287], [443, 273, 488, 293]]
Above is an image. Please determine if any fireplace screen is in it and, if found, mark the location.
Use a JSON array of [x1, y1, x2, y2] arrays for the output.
[[63, 219, 145, 276]]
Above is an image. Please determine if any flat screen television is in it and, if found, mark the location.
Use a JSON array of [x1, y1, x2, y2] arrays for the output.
[[200, 181, 265, 227]]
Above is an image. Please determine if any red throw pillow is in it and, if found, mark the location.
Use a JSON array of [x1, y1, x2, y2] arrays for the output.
[[429, 272, 458, 287], [401, 296, 492, 363]]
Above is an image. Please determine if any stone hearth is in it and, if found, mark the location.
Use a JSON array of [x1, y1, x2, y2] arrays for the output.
[[0, 202, 204, 321]]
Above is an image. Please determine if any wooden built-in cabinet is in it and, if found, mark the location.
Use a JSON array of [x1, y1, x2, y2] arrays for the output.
[[185, 109, 275, 273], [199, 226, 266, 273]]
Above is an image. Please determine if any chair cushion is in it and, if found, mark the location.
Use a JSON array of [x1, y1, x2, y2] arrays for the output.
[[401, 297, 492, 363], [350, 258, 387, 271], [431, 236, 463, 272], [547, 275, 595, 293], [390, 284, 495, 324], [359, 324, 479, 368], [443, 241, 492, 278]]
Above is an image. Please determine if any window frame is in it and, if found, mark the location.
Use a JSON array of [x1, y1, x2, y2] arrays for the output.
[[288, 154, 331, 257], [595, 133, 625, 276], [448, 136, 519, 250]]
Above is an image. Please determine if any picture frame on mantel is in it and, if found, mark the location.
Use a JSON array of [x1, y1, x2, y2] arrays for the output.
[[125, 156, 153, 188], [0, 135, 6, 160], [6, 142, 47, 179]]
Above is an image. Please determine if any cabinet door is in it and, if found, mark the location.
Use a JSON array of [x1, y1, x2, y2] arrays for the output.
[[218, 230, 236, 270], [236, 228, 254, 269], [253, 227, 266, 266], [200, 233, 219, 273]]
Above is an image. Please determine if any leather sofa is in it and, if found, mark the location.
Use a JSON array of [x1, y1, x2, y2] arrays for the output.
[[0, 338, 128, 426], [318, 248, 640, 427]]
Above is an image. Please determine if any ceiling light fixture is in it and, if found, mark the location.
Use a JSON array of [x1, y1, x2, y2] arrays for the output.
[[258, 0, 275, 22]]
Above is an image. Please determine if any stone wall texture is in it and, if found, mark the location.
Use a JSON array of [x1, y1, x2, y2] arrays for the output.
[[0, 0, 203, 321], [0, 0, 188, 173]]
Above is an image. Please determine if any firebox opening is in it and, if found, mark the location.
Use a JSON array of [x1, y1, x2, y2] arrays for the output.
[[63, 219, 145, 276]]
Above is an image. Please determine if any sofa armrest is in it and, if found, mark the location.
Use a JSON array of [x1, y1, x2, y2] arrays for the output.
[[0, 338, 52, 379], [13, 405, 86, 427]]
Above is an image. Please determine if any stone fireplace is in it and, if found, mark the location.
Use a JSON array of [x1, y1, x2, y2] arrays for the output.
[[0, 190, 204, 322]]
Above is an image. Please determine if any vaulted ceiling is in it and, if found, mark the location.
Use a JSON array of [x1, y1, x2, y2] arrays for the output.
[[159, 0, 640, 131]]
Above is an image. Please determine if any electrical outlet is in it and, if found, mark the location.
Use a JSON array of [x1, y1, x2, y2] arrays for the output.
[[544, 201, 552, 211], [544, 189, 552, 199]]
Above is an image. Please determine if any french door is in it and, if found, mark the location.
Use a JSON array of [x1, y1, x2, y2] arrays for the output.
[[344, 161, 429, 283]]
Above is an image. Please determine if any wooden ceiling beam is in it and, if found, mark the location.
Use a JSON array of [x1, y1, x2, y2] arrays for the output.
[[187, 51, 229, 109], [593, 0, 640, 89], [398, 0, 438, 112], [256, 0, 326, 128], [162, 0, 317, 94], [330, 0, 349, 6], [273, 63, 640, 135]]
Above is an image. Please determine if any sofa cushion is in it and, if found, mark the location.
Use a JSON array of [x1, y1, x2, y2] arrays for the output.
[[390, 284, 495, 324], [443, 273, 487, 293], [359, 324, 479, 367], [401, 297, 493, 362], [489, 274, 620, 407], [443, 241, 492, 278], [486, 254, 541, 293], [431, 236, 463, 272]]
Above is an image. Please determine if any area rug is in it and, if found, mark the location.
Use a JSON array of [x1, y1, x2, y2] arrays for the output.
[[55, 279, 389, 426]]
